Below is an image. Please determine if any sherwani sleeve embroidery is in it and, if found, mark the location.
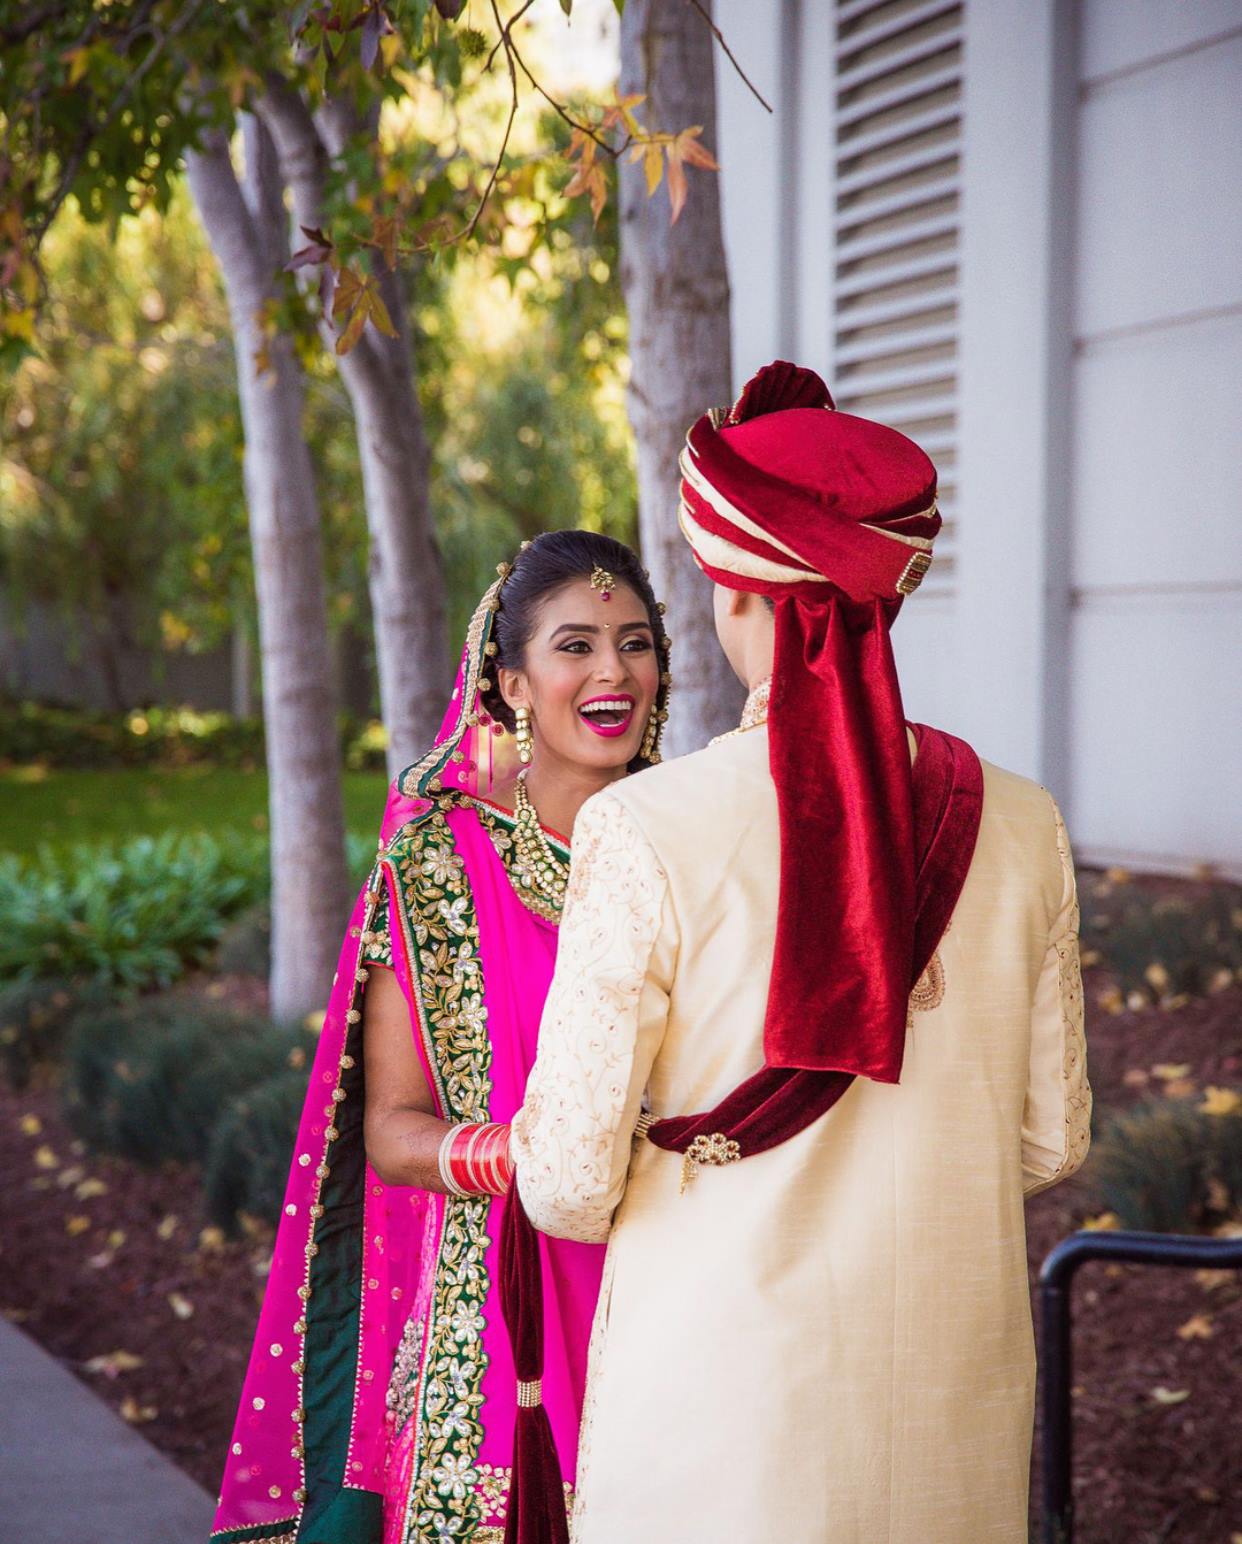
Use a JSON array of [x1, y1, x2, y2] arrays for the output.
[[512, 791, 673, 1243], [1022, 798, 1091, 1196]]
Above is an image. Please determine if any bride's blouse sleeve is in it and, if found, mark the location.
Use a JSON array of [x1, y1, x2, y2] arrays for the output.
[[512, 789, 676, 1243]]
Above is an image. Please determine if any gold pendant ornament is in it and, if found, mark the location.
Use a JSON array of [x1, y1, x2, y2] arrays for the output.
[[589, 565, 617, 601]]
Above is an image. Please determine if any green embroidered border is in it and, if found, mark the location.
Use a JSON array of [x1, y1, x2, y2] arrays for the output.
[[382, 805, 494, 1543]]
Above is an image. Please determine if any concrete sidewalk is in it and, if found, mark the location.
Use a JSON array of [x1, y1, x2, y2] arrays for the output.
[[0, 1316, 214, 1544]]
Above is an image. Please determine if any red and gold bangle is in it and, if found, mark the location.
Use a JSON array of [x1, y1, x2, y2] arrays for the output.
[[438, 1122, 513, 1197]]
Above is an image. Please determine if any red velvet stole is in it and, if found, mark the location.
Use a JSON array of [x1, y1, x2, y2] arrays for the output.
[[498, 723, 982, 1543], [646, 720, 983, 1159]]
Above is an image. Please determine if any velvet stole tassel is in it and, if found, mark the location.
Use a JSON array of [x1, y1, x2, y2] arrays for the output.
[[499, 1183, 570, 1544]]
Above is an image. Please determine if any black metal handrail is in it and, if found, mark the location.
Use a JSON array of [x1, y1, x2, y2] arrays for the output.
[[1038, 1229, 1242, 1544]]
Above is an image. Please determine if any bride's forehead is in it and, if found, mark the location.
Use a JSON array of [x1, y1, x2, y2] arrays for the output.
[[531, 576, 649, 629]]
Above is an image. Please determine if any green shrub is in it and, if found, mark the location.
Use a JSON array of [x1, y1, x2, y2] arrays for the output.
[[62, 996, 301, 1166], [0, 831, 267, 990], [1080, 875, 1242, 1003], [204, 1067, 307, 1230], [0, 977, 103, 1089], [1089, 1099, 1242, 1232]]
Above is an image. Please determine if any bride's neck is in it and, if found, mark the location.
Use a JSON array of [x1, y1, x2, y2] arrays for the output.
[[521, 758, 627, 840]]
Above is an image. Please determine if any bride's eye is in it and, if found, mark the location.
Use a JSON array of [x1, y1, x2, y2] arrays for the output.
[[558, 639, 591, 654], [621, 636, 652, 652]]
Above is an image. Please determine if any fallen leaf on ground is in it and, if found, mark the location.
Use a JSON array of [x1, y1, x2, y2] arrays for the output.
[[18, 1113, 41, 1135], [1200, 1086, 1241, 1117], [83, 1349, 144, 1377], [33, 1145, 58, 1170], [1126, 990, 1148, 1011], [1098, 986, 1124, 1015], [119, 1397, 158, 1424], [1082, 1212, 1119, 1231], [1122, 1068, 1151, 1088], [74, 1178, 108, 1200], [1176, 1313, 1213, 1340], [1163, 1078, 1197, 1100], [156, 1213, 179, 1240], [1195, 1268, 1233, 1291], [168, 1292, 195, 1320], [106, 1229, 125, 1250], [198, 1225, 226, 1252], [1152, 1063, 1192, 1081], [1150, 1386, 1190, 1405], [87, 1251, 115, 1270], [64, 1215, 91, 1236], [55, 1165, 86, 1188]]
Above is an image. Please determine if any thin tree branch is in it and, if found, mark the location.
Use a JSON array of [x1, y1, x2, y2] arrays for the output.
[[485, 0, 538, 72], [684, 0, 773, 114]]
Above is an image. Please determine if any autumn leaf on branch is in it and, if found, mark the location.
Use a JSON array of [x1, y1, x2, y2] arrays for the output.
[[331, 263, 398, 355], [665, 125, 719, 222]]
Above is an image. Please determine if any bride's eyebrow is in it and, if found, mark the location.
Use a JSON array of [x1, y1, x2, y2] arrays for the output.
[[547, 621, 653, 640]]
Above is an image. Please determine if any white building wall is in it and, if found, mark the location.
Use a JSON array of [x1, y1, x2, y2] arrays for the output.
[[1067, 4, 1242, 873], [714, 0, 1242, 875]]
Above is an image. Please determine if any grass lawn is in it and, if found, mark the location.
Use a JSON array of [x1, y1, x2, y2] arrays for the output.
[[0, 765, 390, 860]]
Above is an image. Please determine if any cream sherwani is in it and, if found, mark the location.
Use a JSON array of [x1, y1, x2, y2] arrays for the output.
[[512, 723, 1090, 1544]]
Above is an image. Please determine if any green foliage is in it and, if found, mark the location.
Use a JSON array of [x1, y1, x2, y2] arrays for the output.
[[0, 832, 268, 990], [0, 977, 103, 1090], [62, 995, 304, 1169], [1081, 874, 1242, 1003], [1089, 1099, 1242, 1233], [204, 1067, 309, 1231]]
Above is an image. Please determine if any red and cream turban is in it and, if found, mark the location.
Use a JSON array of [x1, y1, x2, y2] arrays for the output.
[[679, 361, 941, 1083]]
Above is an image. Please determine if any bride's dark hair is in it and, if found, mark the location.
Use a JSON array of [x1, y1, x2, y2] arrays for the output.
[[480, 529, 671, 768]]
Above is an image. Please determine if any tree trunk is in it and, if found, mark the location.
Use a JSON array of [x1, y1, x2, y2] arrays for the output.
[[619, 0, 743, 755], [186, 118, 350, 1023], [258, 81, 449, 777]]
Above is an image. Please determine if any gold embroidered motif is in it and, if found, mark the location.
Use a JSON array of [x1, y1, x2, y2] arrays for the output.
[[710, 675, 771, 744], [909, 951, 945, 1014]]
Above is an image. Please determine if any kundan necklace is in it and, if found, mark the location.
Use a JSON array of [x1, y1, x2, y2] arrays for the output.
[[511, 771, 570, 919]]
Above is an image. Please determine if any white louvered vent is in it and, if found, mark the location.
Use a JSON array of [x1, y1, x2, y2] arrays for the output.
[[832, 0, 964, 590]]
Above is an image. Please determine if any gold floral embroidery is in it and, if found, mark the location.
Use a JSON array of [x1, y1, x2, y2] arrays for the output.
[[380, 808, 494, 1544]]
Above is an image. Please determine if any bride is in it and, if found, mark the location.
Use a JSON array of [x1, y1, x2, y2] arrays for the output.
[[211, 530, 671, 1544]]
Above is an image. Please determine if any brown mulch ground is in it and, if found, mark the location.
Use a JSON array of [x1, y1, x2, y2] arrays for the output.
[[1, 973, 1240, 1540]]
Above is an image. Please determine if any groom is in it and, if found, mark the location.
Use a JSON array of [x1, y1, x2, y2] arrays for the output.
[[511, 362, 1090, 1544]]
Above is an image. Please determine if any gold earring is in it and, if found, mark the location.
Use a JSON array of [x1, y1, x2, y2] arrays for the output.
[[640, 702, 664, 764], [515, 705, 533, 764]]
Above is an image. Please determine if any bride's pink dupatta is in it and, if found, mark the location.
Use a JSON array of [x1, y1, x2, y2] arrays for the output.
[[212, 577, 603, 1544]]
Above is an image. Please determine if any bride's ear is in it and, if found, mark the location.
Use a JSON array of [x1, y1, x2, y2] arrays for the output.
[[497, 667, 529, 711]]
